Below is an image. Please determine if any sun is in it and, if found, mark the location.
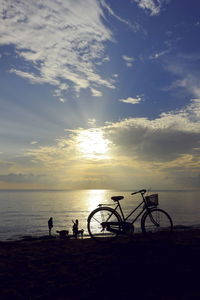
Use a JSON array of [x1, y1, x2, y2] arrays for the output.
[[76, 129, 110, 159]]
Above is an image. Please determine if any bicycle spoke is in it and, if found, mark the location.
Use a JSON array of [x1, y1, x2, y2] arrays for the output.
[[92, 216, 101, 224], [142, 208, 173, 241], [87, 207, 121, 241]]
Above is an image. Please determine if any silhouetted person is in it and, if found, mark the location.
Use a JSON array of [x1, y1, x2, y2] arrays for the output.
[[72, 219, 78, 238], [48, 217, 53, 236], [72, 219, 84, 238]]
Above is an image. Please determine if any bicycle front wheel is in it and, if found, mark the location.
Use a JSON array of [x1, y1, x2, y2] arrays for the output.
[[141, 208, 173, 241], [87, 207, 122, 241]]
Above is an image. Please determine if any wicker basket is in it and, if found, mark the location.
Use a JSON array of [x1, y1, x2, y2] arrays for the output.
[[145, 194, 158, 207]]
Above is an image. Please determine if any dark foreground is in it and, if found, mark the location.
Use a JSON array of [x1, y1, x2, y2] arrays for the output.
[[0, 230, 200, 300]]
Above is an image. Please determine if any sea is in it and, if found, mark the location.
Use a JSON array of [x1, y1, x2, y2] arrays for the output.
[[0, 189, 199, 241]]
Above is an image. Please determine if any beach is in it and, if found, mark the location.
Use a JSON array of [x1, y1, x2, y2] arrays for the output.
[[0, 230, 200, 300]]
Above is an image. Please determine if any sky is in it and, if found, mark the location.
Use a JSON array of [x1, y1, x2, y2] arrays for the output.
[[0, 0, 200, 190]]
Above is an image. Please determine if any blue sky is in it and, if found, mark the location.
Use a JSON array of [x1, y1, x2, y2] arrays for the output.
[[0, 0, 200, 189]]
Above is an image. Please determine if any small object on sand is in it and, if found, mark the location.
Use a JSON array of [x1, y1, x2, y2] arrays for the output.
[[56, 230, 69, 239], [77, 229, 84, 239], [48, 217, 53, 236]]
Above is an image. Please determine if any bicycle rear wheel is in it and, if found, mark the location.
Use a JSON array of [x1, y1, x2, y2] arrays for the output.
[[87, 207, 122, 241], [141, 208, 173, 241]]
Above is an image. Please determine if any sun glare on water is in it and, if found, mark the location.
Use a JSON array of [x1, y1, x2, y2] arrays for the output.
[[77, 129, 110, 159]]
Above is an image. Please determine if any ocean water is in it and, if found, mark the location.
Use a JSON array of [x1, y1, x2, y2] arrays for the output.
[[0, 189, 199, 241]]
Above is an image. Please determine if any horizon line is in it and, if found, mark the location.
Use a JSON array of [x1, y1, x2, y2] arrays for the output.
[[0, 188, 199, 192]]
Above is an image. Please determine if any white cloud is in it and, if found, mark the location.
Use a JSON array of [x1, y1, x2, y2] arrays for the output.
[[149, 50, 169, 59], [122, 55, 134, 62], [133, 0, 170, 16], [122, 55, 135, 67], [30, 141, 38, 145], [101, 0, 139, 31], [119, 96, 142, 104], [91, 88, 102, 97], [59, 83, 69, 91], [172, 75, 200, 99], [88, 118, 97, 126], [163, 53, 200, 99], [9, 68, 59, 85], [103, 56, 110, 62], [0, 0, 115, 97]]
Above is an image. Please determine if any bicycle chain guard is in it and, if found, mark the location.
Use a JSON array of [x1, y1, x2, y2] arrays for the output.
[[101, 221, 135, 235], [123, 222, 134, 235]]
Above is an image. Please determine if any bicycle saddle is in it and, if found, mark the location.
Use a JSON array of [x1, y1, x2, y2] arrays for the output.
[[111, 196, 124, 202]]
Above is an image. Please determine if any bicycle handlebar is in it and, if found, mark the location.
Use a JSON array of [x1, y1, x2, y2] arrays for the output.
[[131, 189, 146, 195]]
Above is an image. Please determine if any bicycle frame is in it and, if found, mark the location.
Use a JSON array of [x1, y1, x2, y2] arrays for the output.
[[112, 199, 145, 225], [100, 192, 150, 226]]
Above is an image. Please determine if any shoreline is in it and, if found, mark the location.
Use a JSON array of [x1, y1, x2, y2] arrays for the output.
[[1, 223, 200, 243]]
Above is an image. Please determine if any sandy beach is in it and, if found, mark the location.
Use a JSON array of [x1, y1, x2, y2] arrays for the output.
[[0, 230, 200, 300]]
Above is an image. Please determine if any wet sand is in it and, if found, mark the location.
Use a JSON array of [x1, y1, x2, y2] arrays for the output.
[[0, 230, 200, 300]]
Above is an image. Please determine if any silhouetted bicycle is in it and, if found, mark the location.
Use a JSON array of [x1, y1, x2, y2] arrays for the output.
[[87, 189, 173, 242]]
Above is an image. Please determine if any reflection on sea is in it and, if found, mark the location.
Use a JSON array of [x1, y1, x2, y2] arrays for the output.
[[82, 189, 108, 211]]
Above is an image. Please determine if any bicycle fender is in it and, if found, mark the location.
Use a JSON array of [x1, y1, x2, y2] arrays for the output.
[[87, 206, 122, 223]]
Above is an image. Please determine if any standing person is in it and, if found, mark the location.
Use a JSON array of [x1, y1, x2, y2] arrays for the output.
[[72, 219, 78, 238], [48, 217, 53, 236]]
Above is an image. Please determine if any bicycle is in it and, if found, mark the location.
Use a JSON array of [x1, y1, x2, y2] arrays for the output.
[[87, 189, 173, 242]]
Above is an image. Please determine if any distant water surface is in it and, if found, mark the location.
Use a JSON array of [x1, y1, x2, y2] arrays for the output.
[[0, 190, 199, 240]]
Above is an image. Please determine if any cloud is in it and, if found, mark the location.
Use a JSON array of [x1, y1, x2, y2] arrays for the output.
[[0, 173, 43, 183], [119, 96, 142, 104], [30, 141, 38, 145], [101, 0, 140, 32], [16, 96, 199, 189], [9, 68, 59, 85], [170, 74, 200, 99], [177, 172, 200, 189], [28, 99, 200, 165], [91, 88, 102, 97], [195, 21, 200, 27], [0, 0, 116, 97], [0, 160, 14, 170], [57, 98, 65, 103], [122, 55, 135, 67], [163, 53, 200, 98], [133, 0, 170, 16], [104, 98, 200, 163], [149, 49, 170, 59], [87, 118, 97, 127]]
